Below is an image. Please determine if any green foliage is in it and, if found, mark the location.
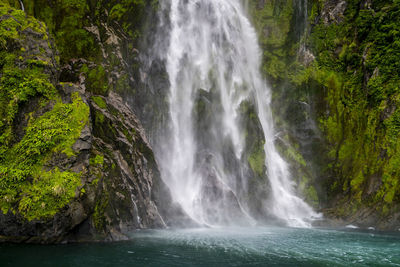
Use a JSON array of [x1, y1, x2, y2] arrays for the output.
[[91, 96, 107, 109], [95, 109, 105, 124], [82, 65, 109, 95], [299, 176, 319, 207], [0, 4, 84, 220], [3, 0, 21, 9], [90, 154, 104, 166], [250, 0, 400, 212], [0, 3, 48, 49], [108, 0, 146, 39], [92, 193, 108, 231], [248, 0, 295, 82], [54, 0, 96, 62], [18, 168, 81, 221], [248, 143, 266, 178], [283, 141, 307, 167], [23, 0, 151, 63], [0, 67, 56, 156], [0, 3, 56, 159], [0, 93, 89, 220], [306, 0, 400, 212], [22, 0, 98, 63]]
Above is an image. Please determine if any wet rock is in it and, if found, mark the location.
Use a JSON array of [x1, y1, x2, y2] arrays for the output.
[[298, 46, 316, 66], [0, 3, 193, 244], [321, 0, 347, 25]]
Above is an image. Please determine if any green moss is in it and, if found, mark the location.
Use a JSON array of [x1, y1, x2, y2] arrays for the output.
[[248, 143, 266, 178], [91, 96, 107, 109], [92, 193, 108, 231], [114, 73, 129, 94], [151, 0, 159, 10], [248, 0, 400, 212], [108, 0, 145, 39], [23, 0, 151, 63], [122, 127, 133, 143], [299, 175, 319, 207], [304, 0, 400, 212], [18, 168, 81, 221], [90, 154, 104, 166], [0, 3, 48, 48], [283, 142, 307, 167], [0, 93, 89, 220], [0, 3, 56, 160], [375, 141, 400, 205], [0, 67, 56, 153], [22, 0, 100, 63], [109, 4, 128, 21], [3, 0, 21, 9], [95, 109, 105, 124], [248, 0, 295, 82], [84, 65, 108, 95], [52, 1, 94, 62]]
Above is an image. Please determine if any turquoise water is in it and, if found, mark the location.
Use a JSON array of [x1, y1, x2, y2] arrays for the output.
[[1, 227, 400, 266]]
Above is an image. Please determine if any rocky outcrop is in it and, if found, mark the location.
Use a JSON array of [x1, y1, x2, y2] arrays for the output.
[[321, 0, 347, 25], [0, 2, 192, 243]]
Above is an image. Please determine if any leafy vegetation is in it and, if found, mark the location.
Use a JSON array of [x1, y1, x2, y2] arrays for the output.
[[0, 4, 89, 220], [0, 2, 56, 160], [21, 0, 97, 63], [249, 0, 295, 83], [16, 0, 152, 64], [248, 143, 266, 178], [82, 65, 109, 95], [0, 93, 89, 219], [90, 154, 104, 166], [251, 0, 400, 214], [92, 192, 109, 231], [305, 0, 400, 213], [249, 0, 320, 204], [1, 0, 398, 225]]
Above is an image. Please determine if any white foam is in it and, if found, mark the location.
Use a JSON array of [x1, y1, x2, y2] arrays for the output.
[[345, 225, 359, 229]]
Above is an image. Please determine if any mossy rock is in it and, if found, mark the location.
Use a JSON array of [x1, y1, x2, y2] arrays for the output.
[[0, 3, 90, 222]]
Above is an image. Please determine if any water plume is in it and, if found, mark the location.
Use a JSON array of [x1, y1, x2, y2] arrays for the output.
[[150, 0, 320, 227]]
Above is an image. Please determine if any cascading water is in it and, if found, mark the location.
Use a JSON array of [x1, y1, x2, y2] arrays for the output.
[[152, 0, 320, 227], [19, 0, 25, 11]]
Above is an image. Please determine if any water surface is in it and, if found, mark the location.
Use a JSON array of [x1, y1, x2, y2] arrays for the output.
[[1, 227, 399, 266]]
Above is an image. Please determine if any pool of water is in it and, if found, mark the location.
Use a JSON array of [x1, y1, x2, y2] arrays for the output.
[[1, 227, 399, 266]]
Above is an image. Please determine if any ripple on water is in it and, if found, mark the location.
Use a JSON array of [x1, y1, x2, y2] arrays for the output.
[[0, 227, 400, 266]]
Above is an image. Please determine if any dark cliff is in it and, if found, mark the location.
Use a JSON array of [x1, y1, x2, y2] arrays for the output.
[[0, 0, 191, 243]]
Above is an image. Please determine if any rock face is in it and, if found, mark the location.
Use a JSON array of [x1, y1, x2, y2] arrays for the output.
[[0, 2, 192, 243], [309, 0, 400, 231], [320, 0, 347, 25], [250, 0, 400, 231]]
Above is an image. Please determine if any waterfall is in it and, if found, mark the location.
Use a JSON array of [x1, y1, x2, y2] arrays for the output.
[[19, 0, 25, 11], [151, 0, 320, 227]]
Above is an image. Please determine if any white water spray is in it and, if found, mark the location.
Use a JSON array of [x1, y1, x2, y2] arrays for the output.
[[156, 0, 320, 227], [19, 0, 25, 11]]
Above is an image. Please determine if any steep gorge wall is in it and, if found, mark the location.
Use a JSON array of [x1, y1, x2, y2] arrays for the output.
[[1, 0, 399, 241], [251, 0, 400, 230], [0, 0, 190, 243], [249, 0, 324, 209]]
